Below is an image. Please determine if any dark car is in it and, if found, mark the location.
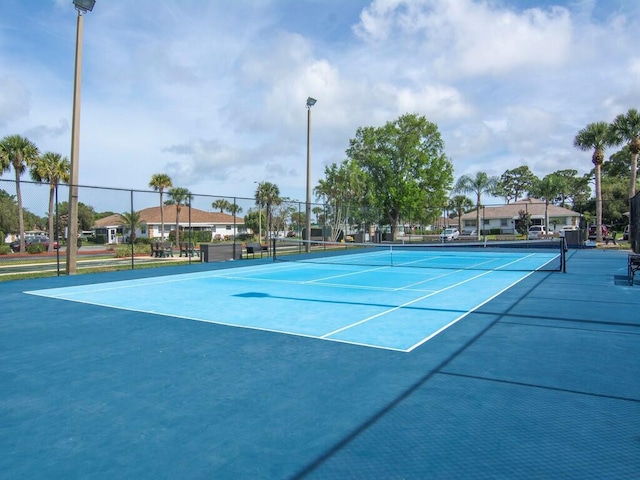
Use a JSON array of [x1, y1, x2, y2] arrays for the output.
[[10, 236, 58, 252]]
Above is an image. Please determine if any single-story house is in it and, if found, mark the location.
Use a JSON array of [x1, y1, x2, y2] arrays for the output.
[[459, 198, 581, 234], [93, 205, 247, 243]]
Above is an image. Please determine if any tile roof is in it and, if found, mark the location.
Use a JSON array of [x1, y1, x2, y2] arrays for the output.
[[93, 206, 244, 227], [460, 198, 580, 220]]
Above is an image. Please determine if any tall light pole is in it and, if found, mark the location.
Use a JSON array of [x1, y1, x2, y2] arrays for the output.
[[254, 181, 262, 245], [305, 97, 316, 252], [66, 0, 96, 274]]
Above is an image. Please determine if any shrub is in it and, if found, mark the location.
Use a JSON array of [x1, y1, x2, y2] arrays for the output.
[[115, 244, 151, 257], [27, 243, 46, 254], [0, 245, 11, 255]]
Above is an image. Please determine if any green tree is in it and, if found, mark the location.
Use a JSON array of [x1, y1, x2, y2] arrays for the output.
[[530, 174, 563, 233], [346, 113, 454, 238], [0, 190, 19, 237], [315, 159, 369, 241], [610, 108, 640, 200], [243, 209, 262, 239], [212, 198, 232, 213], [495, 166, 537, 204], [255, 182, 281, 242], [29, 152, 70, 252], [454, 172, 499, 239], [574, 122, 615, 242], [449, 194, 474, 231], [0, 135, 39, 252], [56, 201, 96, 240], [166, 187, 191, 246], [118, 210, 142, 243], [516, 210, 533, 235], [600, 178, 629, 230], [149, 173, 173, 240], [228, 202, 243, 216]]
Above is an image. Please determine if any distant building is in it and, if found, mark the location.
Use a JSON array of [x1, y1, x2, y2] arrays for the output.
[[93, 205, 246, 243], [459, 198, 581, 234]]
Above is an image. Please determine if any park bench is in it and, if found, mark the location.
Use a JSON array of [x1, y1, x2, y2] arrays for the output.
[[604, 232, 617, 245], [245, 243, 268, 258], [179, 242, 199, 257], [151, 241, 173, 258]]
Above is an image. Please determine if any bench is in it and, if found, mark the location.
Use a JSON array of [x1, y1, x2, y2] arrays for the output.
[[151, 241, 173, 258], [604, 232, 617, 245], [179, 242, 199, 257], [245, 243, 268, 258], [628, 254, 640, 285]]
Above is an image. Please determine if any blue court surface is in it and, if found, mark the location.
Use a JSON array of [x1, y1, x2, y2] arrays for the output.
[[24, 249, 559, 352], [1, 248, 639, 478]]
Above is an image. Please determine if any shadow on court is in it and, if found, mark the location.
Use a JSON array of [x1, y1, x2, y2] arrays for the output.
[[1, 250, 638, 479]]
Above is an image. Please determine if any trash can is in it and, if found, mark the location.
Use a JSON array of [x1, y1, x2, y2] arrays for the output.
[[200, 243, 212, 262]]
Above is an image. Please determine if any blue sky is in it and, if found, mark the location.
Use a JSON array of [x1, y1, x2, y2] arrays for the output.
[[1, 0, 639, 205]]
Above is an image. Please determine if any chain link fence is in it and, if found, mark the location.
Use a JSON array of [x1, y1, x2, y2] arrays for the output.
[[1, 177, 633, 277]]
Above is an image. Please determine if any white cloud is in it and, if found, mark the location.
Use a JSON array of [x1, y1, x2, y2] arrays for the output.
[[1, 0, 639, 205], [0, 75, 31, 128]]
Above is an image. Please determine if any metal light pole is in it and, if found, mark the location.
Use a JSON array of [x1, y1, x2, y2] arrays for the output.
[[66, 0, 96, 275], [254, 181, 262, 245], [305, 97, 316, 252]]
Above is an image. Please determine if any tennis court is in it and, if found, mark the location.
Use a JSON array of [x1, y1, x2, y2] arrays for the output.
[[1, 245, 639, 479], [25, 242, 563, 352]]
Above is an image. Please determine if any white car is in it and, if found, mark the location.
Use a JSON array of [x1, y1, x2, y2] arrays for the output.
[[440, 228, 460, 242], [528, 225, 546, 239]]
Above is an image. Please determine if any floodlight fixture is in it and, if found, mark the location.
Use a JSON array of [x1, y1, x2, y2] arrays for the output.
[[74, 0, 96, 13], [306, 97, 317, 108]]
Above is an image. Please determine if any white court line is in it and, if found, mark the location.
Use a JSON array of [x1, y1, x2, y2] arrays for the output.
[[404, 270, 538, 352], [321, 253, 542, 341], [321, 268, 498, 339]]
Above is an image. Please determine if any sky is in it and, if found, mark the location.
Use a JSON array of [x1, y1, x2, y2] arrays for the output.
[[1, 0, 639, 207]]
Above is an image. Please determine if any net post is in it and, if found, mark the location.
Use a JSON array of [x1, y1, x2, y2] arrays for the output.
[[272, 238, 277, 262]]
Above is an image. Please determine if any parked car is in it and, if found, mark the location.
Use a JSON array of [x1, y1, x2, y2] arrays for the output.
[[10, 236, 58, 252], [527, 225, 546, 240], [588, 225, 609, 240], [623, 225, 629, 241], [462, 229, 477, 236], [440, 228, 460, 242]]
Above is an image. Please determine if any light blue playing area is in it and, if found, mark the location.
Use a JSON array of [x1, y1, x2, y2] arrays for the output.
[[26, 249, 560, 352]]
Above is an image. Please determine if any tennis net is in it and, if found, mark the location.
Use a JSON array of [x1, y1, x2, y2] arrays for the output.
[[272, 238, 567, 272]]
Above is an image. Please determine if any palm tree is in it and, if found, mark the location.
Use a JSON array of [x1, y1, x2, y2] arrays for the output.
[[212, 198, 232, 213], [166, 187, 191, 246], [29, 152, 70, 252], [149, 173, 173, 240], [610, 108, 640, 200], [228, 202, 243, 216], [449, 194, 474, 232], [0, 135, 39, 252], [454, 172, 499, 239], [531, 174, 562, 234], [118, 210, 142, 244], [574, 122, 615, 243], [255, 182, 281, 242]]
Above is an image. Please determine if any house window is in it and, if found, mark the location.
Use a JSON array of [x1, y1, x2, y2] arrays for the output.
[[226, 225, 231, 231], [501, 219, 508, 227]]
